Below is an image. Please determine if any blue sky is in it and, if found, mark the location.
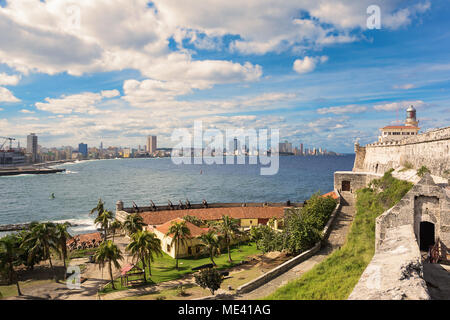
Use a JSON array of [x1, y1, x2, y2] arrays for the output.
[[0, 0, 449, 152]]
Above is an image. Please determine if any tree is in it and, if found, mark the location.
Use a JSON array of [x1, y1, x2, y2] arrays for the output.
[[90, 198, 105, 217], [199, 231, 220, 266], [215, 215, 240, 262], [54, 222, 72, 280], [166, 221, 191, 270], [123, 213, 145, 235], [95, 210, 113, 241], [282, 209, 321, 255], [94, 240, 123, 290], [126, 230, 162, 281], [23, 222, 58, 280], [110, 220, 122, 243], [194, 268, 223, 295], [0, 234, 23, 296]]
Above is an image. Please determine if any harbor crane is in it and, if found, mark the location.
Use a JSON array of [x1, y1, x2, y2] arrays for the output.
[[0, 136, 16, 151]]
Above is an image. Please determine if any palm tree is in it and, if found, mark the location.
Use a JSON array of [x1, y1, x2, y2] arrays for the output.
[[23, 222, 58, 280], [0, 234, 23, 296], [123, 213, 145, 235], [95, 210, 113, 241], [126, 230, 162, 281], [94, 240, 123, 290], [110, 220, 122, 243], [216, 215, 241, 262], [90, 198, 105, 217], [54, 222, 72, 280], [199, 231, 220, 266], [166, 221, 191, 270]]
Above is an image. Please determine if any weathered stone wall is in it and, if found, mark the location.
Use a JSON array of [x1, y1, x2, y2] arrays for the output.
[[375, 174, 450, 251], [334, 171, 381, 204], [349, 225, 430, 300], [354, 126, 450, 176]]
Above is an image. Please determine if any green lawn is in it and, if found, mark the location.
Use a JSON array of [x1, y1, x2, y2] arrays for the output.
[[101, 242, 260, 294], [265, 172, 412, 300]]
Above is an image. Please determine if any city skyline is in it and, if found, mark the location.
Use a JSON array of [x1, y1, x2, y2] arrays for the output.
[[0, 1, 449, 152]]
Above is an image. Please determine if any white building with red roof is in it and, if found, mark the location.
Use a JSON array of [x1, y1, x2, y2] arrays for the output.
[[379, 105, 420, 143]]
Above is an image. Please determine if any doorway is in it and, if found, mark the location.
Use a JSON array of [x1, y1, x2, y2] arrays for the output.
[[419, 221, 435, 251], [342, 180, 351, 191]]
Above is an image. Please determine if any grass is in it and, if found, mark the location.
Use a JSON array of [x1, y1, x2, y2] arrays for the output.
[[100, 242, 260, 294], [264, 171, 413, 300]]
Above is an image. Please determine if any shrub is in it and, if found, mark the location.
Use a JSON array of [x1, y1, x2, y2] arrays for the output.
[[194, 268, 223, 295]]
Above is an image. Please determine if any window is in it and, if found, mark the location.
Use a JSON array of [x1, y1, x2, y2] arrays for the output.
[[167, 244, 171, 252], [188, 247, 192, 255]]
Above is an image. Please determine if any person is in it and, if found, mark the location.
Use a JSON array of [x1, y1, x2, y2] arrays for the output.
[[50, 193, 55, 199]]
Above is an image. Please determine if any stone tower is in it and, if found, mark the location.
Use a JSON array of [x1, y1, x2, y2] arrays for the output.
[[405, 105, 419, 127]]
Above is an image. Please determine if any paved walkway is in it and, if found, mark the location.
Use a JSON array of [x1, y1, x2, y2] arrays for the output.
[[228, 193, 356, 300]]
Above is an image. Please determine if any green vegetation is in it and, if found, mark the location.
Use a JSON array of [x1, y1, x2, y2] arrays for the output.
[[199, 231, 221, 265], [126, 230, 162, 280], [123, 213, 145, 235], [417, 165, 431, 177], [250, 194, 337, 254], [215, 215, 241, 262], [94, 240, 123, 290], [399, 161, 414, 172], [265, 171, 412, 300], [194, 268, 223, 295], [100, 242, 259, 294], [166, 220, 191, 270]]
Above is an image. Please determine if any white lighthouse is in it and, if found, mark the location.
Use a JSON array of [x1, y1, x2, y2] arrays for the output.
[[378, 105, 420, 142]]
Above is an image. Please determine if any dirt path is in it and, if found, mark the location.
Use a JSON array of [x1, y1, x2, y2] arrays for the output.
[[5, 236, 132, 300], [229, 193, 356, 300]]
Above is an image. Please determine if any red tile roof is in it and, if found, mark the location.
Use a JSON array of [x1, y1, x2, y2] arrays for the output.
[[67, 232, 102, 246], [155, 218, 210, 238], [141, 206, 285, 226], [321, 191, 339, 200]]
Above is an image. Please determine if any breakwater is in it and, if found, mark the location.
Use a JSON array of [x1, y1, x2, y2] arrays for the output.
[[0, 168, 66, 176]]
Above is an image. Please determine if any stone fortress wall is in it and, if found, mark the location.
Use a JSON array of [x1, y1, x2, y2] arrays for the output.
[[353, 126, 450, 177], [344, 124, 450, 299]]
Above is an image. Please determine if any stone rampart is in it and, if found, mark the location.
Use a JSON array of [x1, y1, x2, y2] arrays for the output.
[[354, 126, 450, 176], [348, 225, 430, 300]]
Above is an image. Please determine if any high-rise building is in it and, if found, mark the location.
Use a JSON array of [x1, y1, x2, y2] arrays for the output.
[[78, 143, 88, 158], [27, 133, 38, 163], [300, 143, 303, 155], [147, 135, 157, 154]]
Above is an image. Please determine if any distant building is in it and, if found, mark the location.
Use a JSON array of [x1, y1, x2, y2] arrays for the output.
[[27, 133, 38, 163], [379, 105, 420, 143], [147, 135, 157, 154], [78, 143, 88, 158]]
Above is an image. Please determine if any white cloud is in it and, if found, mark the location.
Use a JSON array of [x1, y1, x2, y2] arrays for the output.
[[35, 92, 106, 114], [20, 109, 35, 114], [0, 0, 430, 78], [373, 100, 428, 111], [0, 73, 21, 86], [393, 84, 416, 90], [0, 87, 20, 102], [101, 89, 120, 98], [317, 104, 367, 115], [293, 56, 328, 74]]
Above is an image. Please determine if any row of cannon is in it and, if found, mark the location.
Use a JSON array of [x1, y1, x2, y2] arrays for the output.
[[131, 199, 209, 213]]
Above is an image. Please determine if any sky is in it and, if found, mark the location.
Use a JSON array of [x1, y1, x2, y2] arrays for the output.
[[0, 0, 449, 153]]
